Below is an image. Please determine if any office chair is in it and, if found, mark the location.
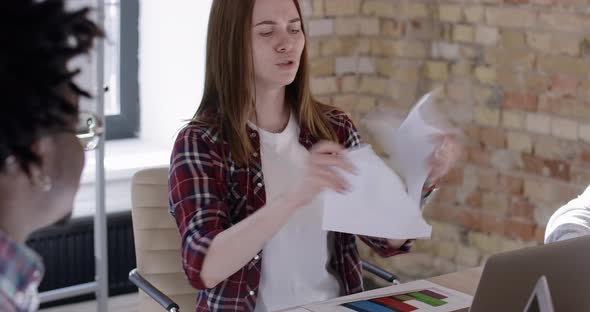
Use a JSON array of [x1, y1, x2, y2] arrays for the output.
[[129, 167, 400, 312]]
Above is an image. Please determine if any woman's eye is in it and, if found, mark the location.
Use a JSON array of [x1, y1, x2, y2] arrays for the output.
[[260, 31, 273, 37], [290, 29, 301, 34]]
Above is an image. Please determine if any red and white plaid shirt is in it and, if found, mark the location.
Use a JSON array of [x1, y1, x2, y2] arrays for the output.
[[0, 231, 44, 312], [169, 109, 412, 312]]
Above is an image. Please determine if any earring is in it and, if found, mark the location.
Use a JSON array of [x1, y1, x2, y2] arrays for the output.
[[3, 156, 20, 174], [4, 155, 16, 167], [38, 175, 53, 192], [31, 168, 53, 192]]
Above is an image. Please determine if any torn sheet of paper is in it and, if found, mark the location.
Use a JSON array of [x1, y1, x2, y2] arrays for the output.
[[363, 91, 451, 206], [321, 144, 432, 239]]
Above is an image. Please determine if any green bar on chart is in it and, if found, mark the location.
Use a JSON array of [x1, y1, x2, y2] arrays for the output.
[[408, 292, 447, 307]]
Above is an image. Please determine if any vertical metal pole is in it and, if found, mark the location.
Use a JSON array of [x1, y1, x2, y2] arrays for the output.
[[94, 0, 109, 311]]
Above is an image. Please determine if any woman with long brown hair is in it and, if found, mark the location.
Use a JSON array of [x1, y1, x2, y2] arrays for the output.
[[168, 0, 461, 311]]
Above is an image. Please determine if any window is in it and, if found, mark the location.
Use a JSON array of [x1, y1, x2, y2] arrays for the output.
[[104, 0, 120, 116], [75, 0, 139, 140], [105, 0, 139, 140]]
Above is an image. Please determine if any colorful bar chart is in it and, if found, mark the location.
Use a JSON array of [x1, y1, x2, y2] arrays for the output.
[[341, 288, 451, 312]]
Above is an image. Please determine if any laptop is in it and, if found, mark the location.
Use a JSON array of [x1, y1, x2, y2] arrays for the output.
[[469, 235, 590, 312]]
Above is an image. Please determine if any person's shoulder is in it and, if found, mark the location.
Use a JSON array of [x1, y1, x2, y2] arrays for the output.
[[581, 184, 590, 201], [170, 121, 227, 166], [320, 104, 356, 131], [175, 121, 221, 145], [173, 111, 224, 154], [177, 121, 221, 144], [318, 103, 361, 147]]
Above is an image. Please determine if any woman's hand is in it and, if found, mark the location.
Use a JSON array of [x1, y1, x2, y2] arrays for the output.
[[428, 133, 463, 183], [286, 141, 356, 208]]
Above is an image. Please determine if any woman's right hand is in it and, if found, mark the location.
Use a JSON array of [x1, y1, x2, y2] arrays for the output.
[[285, 141, 357, 209]]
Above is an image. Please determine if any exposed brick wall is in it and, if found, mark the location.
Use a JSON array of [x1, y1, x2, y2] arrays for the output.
[[300, 0, 590, 283]]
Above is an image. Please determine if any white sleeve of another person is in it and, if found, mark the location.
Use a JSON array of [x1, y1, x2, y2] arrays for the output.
[[545, 185, 590, 243]]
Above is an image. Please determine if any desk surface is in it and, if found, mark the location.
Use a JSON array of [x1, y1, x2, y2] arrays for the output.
[[427, 267, 483, 296]]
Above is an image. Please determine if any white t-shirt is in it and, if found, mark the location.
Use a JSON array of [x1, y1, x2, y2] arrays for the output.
[[250, 114, 340, 312], [545, 184, 590, 243]]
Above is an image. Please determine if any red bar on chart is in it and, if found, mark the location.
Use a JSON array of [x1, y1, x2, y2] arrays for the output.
[[372, 297, 418, 312]]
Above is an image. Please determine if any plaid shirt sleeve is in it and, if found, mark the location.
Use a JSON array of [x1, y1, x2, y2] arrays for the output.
[[331, 110, 413, 258], [168, 126, 231, 290]]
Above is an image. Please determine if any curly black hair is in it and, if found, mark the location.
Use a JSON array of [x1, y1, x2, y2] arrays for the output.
[[0, 0, 103, 174]]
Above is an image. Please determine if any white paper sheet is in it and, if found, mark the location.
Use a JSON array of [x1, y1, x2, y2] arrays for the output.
[[362, 91, 449, 205], [321, 144, 432, 239], [391, 92, 444, 205], [321, 91, 454, 240]]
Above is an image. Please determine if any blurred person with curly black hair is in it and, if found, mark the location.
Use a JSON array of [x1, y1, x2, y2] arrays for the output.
[[0, 0, 102, 311]]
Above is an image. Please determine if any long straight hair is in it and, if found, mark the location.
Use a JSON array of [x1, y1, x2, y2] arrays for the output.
[[195, 0, 338, 166]]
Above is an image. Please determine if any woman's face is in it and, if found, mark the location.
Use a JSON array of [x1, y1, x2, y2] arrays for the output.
[[251, 0, 305, 89]]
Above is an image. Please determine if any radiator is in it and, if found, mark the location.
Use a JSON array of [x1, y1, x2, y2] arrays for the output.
[[26, 211, 138, 308]]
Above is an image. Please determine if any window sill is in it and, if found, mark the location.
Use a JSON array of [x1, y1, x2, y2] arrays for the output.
[[73, 138, 170, 218]]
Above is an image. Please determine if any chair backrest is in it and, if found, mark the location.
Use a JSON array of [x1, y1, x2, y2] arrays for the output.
[[131, 167, 195, 311]]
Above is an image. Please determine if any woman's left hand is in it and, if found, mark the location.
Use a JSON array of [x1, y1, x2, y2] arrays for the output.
[[428, 133, 463, 183]]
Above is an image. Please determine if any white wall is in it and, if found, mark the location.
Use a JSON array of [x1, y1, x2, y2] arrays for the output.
[[72, 1, 213, 217], [139, 0, 213, 149]]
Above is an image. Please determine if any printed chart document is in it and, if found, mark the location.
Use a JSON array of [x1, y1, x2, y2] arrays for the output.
[[322, 91, 450, 239], [299, 280, 473, 312]]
